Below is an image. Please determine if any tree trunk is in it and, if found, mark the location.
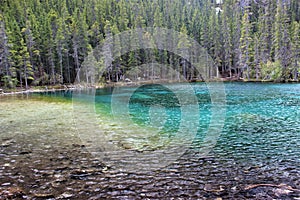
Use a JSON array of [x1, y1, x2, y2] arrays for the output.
[[73, 41, 80, 83], [49, 48, 56, 84], [66, 50, 71, 83], [24, 60, 28, 90], [58, 44, 63, 84]]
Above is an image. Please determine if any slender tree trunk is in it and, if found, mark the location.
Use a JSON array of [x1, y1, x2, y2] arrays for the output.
[[4, 45, 9, 77], [66, 51, 71, 83], [73, 41, 80, 83], [58, 45, 63, 84], [19, 72, 23, 89], [24, 59, 28, 89], [49, 48, 56, 84]]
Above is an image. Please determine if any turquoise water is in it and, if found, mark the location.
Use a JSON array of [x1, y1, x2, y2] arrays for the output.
[[93, 83, 300, 152], [69, 82, 300, 175], [33, 82, 300, 165], [216, 83, 299, 164], [1, 82, 299, 199]]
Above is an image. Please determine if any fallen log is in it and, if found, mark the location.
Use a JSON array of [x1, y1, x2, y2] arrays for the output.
[[245, 183, 300, 192]]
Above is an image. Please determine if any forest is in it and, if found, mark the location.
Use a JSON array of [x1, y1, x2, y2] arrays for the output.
[[0, 0, 299, 89]]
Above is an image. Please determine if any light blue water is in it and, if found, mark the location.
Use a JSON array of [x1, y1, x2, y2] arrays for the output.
[[90, 83, 300, 163], [33, 83, 300, 163]]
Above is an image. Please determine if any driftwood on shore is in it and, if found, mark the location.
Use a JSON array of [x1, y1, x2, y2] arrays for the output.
[[0, 85, 78, 96]]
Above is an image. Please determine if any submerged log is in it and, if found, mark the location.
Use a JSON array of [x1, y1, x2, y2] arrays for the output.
[[33, 193, 55, 198], [244, 183, 300, 192]]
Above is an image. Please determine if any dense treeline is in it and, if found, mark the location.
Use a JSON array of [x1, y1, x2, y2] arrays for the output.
[[0, 0, 299, 88]]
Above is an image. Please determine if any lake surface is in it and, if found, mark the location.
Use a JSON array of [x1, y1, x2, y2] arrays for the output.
[[0, 82, 299, 199]]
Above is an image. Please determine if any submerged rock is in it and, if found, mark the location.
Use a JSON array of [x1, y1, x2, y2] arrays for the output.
[[57, 192, 74, 199], [0, 187, 25, 199], [33, 193, 55, 198], [244, 183, 300, 199], [1, 139, 15, 147]]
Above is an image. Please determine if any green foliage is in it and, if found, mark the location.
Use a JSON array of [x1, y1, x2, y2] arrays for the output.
[[32, 72, 49, 86], [261, 60, 282, 81], [240, 10, 252, 80], [0, 0, 299, 87], [1, 75, 18, 88]]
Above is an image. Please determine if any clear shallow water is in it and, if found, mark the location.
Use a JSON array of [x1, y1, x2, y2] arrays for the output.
[[0, 83, 300, 199], [93, 83, 300, 162]]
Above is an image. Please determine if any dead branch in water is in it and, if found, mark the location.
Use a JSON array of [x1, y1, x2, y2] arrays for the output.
[[245, 183, 300, 192]]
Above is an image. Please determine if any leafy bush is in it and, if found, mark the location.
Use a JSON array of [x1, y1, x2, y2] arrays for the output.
[[1, 76, 18, 88], [261, 61, 282, 81]]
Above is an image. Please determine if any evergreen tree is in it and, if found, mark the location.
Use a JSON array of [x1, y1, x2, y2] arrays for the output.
[[274, 1, 291, 81], [240, 8, 252, 80], [19, 37, 33, 89], [0, 0, 299, 87], [221, 1, 233, 78], [231, 4, 242, 78], [0, 12, 11, 85], [291, 21, 300, 80], [44, 9, 57, 84], [55, 18, 65, 83], [103, 20, 114, 82], [6, 17, 23, 87], [23, 16, 37, 79], [178, 24, 191, 80], [253, 34, 261, 80]]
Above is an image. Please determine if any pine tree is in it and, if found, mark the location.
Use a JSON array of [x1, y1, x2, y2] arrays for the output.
[[111, 24, 122, 82], [258, 0, 274, 64], [231, 6, 242, 78], [103, 20, 114, 82], [71, 8, 91, 83], [213, 13, 222, 77], [44, 9, 57, 84], [240, 9, 252, 80], [291, 21, 300, 80], [178, 24, 191, 80], [0, 12, 11, 84], [253, 34, 261, 80], [19, 37, 33, 89], [6, 17, 23, 88], [55, 18, 65, 84], [62, 7, 72, 83], [22, 14, 37, 79], [71, 9, 81, 83], [274, 1, 291, 81], [1, 0, 299, 85], [223, 17, 232, 78]]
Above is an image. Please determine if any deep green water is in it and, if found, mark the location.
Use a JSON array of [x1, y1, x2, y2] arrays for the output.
[[1, 82, 299, 199]]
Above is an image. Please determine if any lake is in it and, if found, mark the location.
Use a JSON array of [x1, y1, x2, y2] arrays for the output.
[[0, 82, 299, 199]]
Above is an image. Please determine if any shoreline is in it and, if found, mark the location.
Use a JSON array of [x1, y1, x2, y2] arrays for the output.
[[0, 85, 78, 96], [0, 79, 299, 96]]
